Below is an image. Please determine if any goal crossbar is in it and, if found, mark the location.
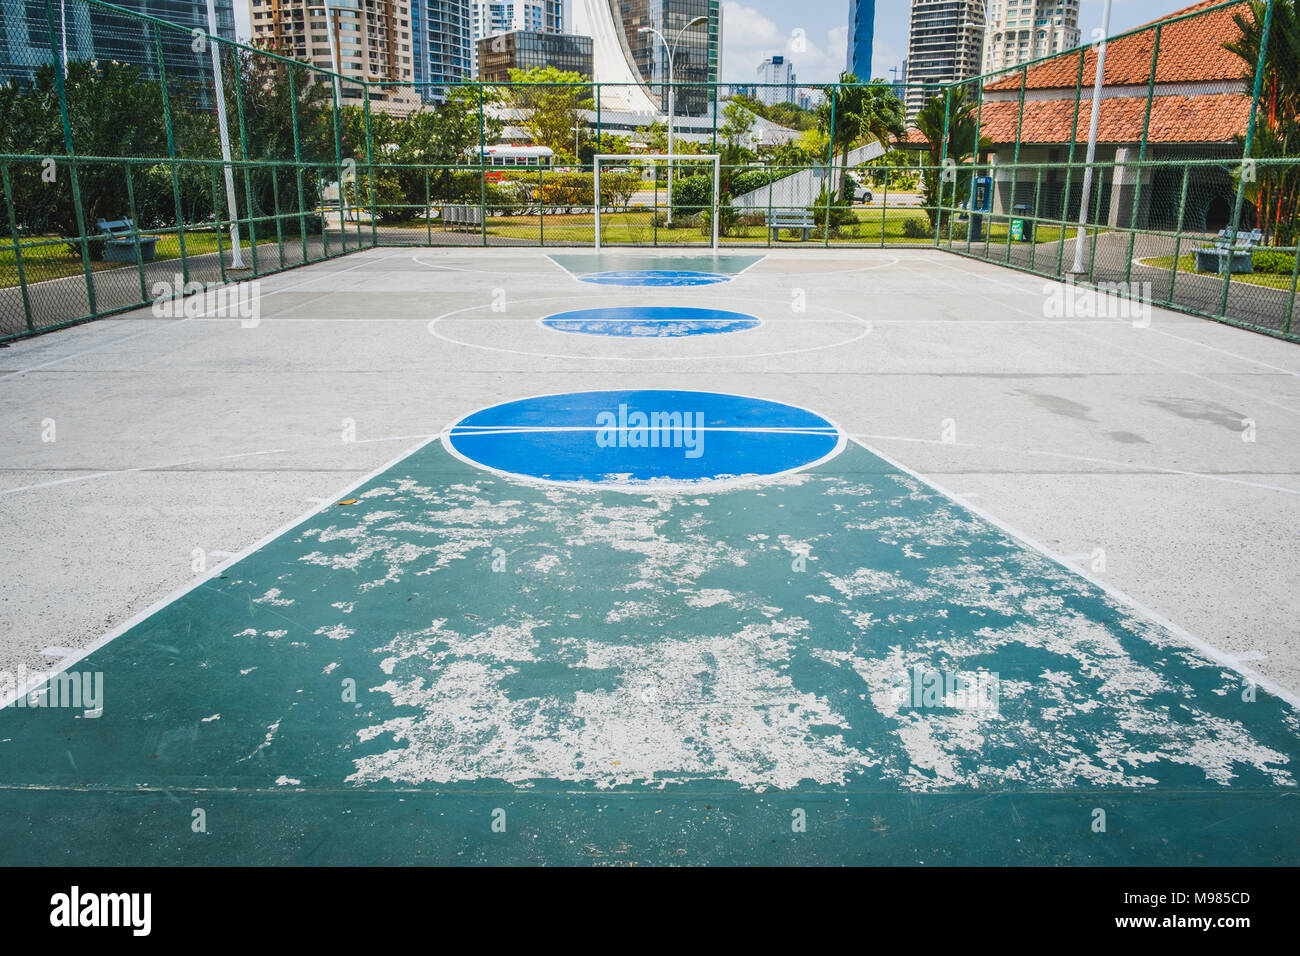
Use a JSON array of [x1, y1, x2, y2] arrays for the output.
[[593, 153, 721, 251]]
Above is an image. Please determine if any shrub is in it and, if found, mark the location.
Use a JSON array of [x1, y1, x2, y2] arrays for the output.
[[729, 169, 773, 197], [901, 217, 933, 240], [1252, 249, 1297, 275], [671, 174, 713, 220]]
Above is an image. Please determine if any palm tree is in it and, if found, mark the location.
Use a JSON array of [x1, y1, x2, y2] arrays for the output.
[[915, 86, 988, 231], [817, 73, 906, 200], [1225, 0, 1300, 246]]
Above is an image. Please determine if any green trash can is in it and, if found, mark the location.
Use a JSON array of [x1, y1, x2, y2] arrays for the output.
[[1012, 204, 1034, 242]]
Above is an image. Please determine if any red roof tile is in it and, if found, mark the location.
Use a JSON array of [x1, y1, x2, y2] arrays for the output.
[[983, 0, 1251, 92], [977, 92, 1251, 145]]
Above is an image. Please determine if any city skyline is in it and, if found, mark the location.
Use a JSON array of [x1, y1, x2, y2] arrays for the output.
[[230, 0, 1198, 84]]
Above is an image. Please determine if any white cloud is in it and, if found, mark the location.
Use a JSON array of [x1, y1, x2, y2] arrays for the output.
[[720, 2, 849, 85]]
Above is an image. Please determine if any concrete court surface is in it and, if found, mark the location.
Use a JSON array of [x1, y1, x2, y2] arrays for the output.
[[0, 246, 1297, 864]]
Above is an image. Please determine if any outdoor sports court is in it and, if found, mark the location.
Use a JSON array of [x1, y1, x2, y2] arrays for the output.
[[1, 246, 1297, 865]]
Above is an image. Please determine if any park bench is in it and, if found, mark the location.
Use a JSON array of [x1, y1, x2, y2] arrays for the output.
[[1194, 228, 1263, 275], [95, 218, 158, 262], [768, 211, 816, 241]]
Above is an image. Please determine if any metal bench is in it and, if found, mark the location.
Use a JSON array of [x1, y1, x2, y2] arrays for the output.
[[95, 218, 158, 262], [1194, 228, 1263, 275], [768, 211, 816, 241], [440, 204, 483, 230]]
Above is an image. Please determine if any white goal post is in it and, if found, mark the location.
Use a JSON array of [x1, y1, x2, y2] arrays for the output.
[[593, 153, 721, 251]]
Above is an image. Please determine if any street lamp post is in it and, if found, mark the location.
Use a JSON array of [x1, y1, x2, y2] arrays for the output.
[[638, 16, 707, 227]]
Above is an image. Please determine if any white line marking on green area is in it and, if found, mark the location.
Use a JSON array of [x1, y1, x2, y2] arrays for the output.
[[0, 430, 443, 712], [849, 435, 1300, 710]]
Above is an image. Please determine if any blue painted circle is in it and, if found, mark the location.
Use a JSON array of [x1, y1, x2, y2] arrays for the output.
[[446, 390, 842, 486], [541, 306, 759, 338], [579, 270, 730, 286]]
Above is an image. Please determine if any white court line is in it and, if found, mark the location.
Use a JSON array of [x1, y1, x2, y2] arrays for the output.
[[0, 448, 286, 497], [850, 432, 1300, 497], [902, 256, 1300, 417], [0, 248, 403, 383], [849, 435, 1300, 710], [925, 254, 1300, 376], [0, 430, 441, 711], [450, 425, 838, 437], [0, 433, 441, 497], [429, 293, 872, 362]]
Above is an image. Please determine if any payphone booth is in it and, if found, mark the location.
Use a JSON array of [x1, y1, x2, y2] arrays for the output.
[[971, 176, 993, 241]]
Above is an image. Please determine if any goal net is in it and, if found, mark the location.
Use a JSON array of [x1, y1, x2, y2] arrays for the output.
[[593, 154, 721, 250]]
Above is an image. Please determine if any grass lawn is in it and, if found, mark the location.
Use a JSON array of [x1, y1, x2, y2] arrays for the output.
[[1, 230, 285, 289], [378, 207, 945, 245], [1138, 254, 1300, 291]]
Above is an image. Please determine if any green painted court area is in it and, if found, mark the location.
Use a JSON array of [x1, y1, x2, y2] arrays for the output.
[[1, 432, 1296, 865]]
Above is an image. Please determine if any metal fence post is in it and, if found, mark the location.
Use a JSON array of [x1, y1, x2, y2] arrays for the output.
[[364, 84, 377, 248], [934, 85, 950, 246], [288, 67, 308, 264], [1220, 0, 1276, 319], [43, 0, 96, 315], [1125, 23, 1161, 287], [152, 21, 187, 288], [1, 161, 34, 331]]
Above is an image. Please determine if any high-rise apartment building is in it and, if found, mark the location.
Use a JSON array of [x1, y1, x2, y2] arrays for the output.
[[410, 0, 473, 91], [754, 54, 794, 107], [251, 0, 424, 110], [982, 0, 1080, 75], [904, 0, 985, 119]]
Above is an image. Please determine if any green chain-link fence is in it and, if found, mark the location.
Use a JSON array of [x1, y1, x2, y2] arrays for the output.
[[2, 0, 1297, 342]]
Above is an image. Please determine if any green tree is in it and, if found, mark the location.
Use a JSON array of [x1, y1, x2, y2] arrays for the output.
[[1225, 0, 1300, 245], [719, 100, 757, 165], [914, 86, 988, 231], [507, 66, 591, 156], [816, 73, 905, 199]]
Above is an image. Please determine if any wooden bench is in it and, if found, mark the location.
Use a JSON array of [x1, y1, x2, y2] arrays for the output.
[[768, 211, 816, 241], [95, 218, 158, 262], [1194, 228, 1263, 275]]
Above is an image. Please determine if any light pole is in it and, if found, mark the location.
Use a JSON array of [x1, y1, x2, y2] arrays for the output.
[[638, 15, 707, 227], [1071, 0, 1113, 274]]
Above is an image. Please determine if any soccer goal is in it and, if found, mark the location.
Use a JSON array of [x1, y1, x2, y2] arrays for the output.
[[593, 153, 721, 251]]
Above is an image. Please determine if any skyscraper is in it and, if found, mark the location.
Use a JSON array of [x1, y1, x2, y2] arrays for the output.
[[845, 0, 874, 80], [406, 0, 474, 94], [755, 54, 794, 107], [570, 0, 719, 117], [904, 0, 985, 119], [468, 0, 564, 76], [0, 0, 235, 93], [981, 0, 1080, 75]]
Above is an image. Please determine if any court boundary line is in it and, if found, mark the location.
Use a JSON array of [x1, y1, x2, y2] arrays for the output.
[[0, 430, 443, 711], [849, 435, 1300, 711]]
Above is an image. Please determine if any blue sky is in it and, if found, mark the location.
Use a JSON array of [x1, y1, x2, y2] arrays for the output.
[[720, 0, 1191, 83], [233, 0, 1192, 84]]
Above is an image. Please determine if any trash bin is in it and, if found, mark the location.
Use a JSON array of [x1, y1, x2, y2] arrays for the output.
[[1012, 203, 1034, 242]]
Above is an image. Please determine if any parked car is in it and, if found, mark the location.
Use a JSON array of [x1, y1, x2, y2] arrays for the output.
[[848, 178, 874, 204]]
